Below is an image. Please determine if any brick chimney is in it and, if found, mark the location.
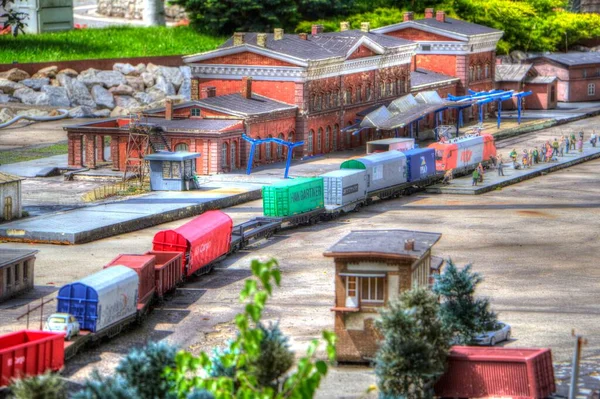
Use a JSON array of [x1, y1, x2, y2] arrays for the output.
[[404, 239, 415, 251], [299, 32, 308, 40], [403, 11, 414, 21], [425, 8, 434, 18], [360, 22, 370, 32], [311, 24, 323, 35], [436, 10, 446, 22], [233, 32, 245, 46], [165, 98, 173, 120], [241, 76, 252, 99], [257, 33, 267, 47], [340, 21, 350, 31], [274, 28, 284, 40]]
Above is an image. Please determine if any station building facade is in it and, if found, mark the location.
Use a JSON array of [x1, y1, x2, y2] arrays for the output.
[[65, 11, 504, 174]]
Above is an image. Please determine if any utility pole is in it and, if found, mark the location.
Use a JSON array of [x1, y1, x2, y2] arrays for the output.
[[569, 329, 587, 399]]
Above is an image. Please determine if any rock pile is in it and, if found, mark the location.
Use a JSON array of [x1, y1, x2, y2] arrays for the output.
[[0, 63, 192, 119]]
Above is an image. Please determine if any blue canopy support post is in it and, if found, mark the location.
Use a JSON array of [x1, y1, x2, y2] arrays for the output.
[[517, 96, 522, 125], [410, 122, 414, 138], [497, 99, 502, 129], [246, 142, 257, 175], [415, 119, 419, 140], [394, 128, 399, 138]]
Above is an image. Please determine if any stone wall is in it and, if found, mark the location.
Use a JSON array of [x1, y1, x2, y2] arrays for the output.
[[96, 0, 186, 20]]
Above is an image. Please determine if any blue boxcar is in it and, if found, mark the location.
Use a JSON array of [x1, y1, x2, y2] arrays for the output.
[[403, 148, 436, 182]]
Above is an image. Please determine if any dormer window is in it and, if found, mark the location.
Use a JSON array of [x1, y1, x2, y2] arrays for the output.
[[191, 108, 201, 117]]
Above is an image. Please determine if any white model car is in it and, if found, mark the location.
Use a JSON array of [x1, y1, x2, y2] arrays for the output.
[[44, 313, 80, 340], [475, 322, 511, 346]]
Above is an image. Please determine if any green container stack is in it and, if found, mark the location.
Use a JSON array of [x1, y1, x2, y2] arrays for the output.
[[262, 177, 324, 217]]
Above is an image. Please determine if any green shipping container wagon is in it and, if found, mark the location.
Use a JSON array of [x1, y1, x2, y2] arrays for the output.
[[262, 177, 324, 217]]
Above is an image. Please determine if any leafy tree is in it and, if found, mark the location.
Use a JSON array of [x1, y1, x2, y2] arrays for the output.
[[375, 288, 450, 399], [296, 0, 355, 21], [170, 0, 299, 35], [164, 258, 337, 398], [9, 372, 66, 399], [432, 258, 497, 345]]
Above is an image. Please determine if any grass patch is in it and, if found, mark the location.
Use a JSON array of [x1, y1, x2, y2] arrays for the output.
[[0, 26, 224, 64], [0, 143, 68, 164]]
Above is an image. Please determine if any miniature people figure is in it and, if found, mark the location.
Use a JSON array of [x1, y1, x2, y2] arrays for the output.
[[522, 150, 529, 168], [497, 155, 504, 176], [533, 147, 539, 164], [477, 163, 484, 182], [528, 149, 534, 165], [559, 137, 565, 157], [552, 138, 559, 157], [590, 132, 597, 148], [472, 168, 480, 186], [570, 133, 577, 150], [577, 135, 584, 152], [442, 169, 453, 184], [564, 135, 570, 154], [509, 148, 518, 161], [546, 144, 554, 161], [513, 159, 521, 170]]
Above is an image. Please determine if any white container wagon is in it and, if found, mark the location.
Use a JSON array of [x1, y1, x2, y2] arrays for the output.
[[322, 169, 368, 212], [340, 151, 408, 194]]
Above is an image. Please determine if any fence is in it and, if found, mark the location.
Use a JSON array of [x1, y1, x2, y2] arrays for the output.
[[82, 180, 149, 202]]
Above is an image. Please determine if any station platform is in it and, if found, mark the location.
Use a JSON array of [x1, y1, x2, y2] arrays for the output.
[[0, 181, 263, 244], [427, 143, 600, 195]]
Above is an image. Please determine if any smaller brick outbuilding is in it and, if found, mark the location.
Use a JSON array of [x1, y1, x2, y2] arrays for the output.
[[0, 249, 38, 302], [324, 229, 442, 363], [0, 172, 23, 222], [527, 52, 600, 102], [495, 64, 557, 110]]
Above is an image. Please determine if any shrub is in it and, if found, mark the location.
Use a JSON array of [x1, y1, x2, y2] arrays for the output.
[[9, 372, 66, 399]]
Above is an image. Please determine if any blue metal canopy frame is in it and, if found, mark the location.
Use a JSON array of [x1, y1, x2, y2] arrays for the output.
[[242, 134, 304, 179]]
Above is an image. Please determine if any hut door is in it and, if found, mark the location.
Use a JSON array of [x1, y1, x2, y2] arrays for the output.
[[3, 196, 12, 221], [345, 276, 358, 308]]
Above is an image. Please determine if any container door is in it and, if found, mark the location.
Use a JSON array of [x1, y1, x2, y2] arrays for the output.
[[345, 276, 358, 308]]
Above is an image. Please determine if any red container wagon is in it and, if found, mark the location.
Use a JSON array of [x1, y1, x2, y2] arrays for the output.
[[429, 134, 496, 172], [145, 251, 183, 298], [434, 346, 555, 399], [105, 254, 156, 311], [152, 210, 233, 277], [0, 330, 65, 386]]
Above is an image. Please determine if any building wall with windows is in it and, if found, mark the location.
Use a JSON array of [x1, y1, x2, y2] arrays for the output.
[[529, 58, 600, 102], [0, 250, 37, 303]]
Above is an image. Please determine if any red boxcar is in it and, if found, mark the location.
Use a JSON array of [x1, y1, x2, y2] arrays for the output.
[[434, 346, 555, 399], [429, 134, 496, 172], [152, 210, 233, 277], [145, 251, 183, 298], [105, 254, 156, 311], [0, 330, 65, 386]]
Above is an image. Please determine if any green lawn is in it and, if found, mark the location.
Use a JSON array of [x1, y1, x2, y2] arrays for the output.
[[0, 143, 68, 164], [0, 26, 224, 64]]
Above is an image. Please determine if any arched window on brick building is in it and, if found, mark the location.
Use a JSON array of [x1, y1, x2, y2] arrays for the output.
[[366, 84, 372, 101], [380, 81, 386, 97], [231, 140, 237, 169], [266, 135, 272, 161], [356, 85, 362, 103], [277, 133, 284, 159], [175, 143, 189, 152], [469, 66, 474, 82], [333, 91, 339, 107], [476, 65, 482, 80], [221, 142, 229, 170], [346, 121, 353, 147], [254, 136, 260, 162], [325, 126, 331, 151], [324, 92, 330, 109], [484, 64, 490, 79], [307, 130, 314, 154], [317, 128, 323, 153], [345, 89, 352, 105], [333, 124, 339, 150]]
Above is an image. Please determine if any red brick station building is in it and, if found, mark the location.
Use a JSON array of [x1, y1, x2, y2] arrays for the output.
[[65, 10, 555, 175]]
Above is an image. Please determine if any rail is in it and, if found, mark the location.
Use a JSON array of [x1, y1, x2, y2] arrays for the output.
[[0, 109, 69, 129]]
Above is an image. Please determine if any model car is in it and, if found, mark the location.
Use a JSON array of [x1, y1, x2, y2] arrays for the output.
[[44, 313, 80, 340], [475, 322, 511, 346]]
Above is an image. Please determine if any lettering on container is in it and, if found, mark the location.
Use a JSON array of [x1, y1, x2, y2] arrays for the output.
[[7, 356, 25, 367], [291, 186, 322, 202], [193, 242, 212, 260], [343, 184, 359, 196]]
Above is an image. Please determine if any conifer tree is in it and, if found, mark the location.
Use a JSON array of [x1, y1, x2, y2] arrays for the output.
[[9, 372, 66, 399], [432, 258, 498, 345], [375, 288, 450, 399]]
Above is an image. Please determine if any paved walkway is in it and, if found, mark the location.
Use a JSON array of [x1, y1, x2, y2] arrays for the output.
[[427, 140, 600, 195]]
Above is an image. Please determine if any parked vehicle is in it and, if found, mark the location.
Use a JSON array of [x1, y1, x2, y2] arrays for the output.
[[57, 266, 139, 333], [152, 210, 233, 277], [366, 138, 414, 154], [340, 151, 407, 194], [262, 177, 324, 217], [435, 346, 555, 399], [44, 313, 80, 340], [0, 330, 65, 386], [475, 322, 511, 346]]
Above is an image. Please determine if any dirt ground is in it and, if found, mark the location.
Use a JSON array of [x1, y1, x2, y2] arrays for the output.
[[2, 116, 600, 397]]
